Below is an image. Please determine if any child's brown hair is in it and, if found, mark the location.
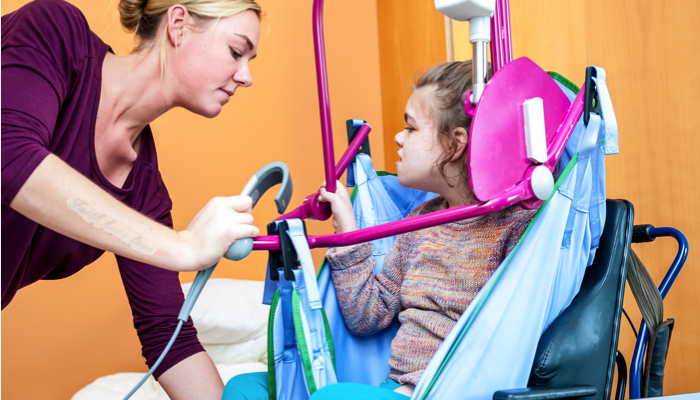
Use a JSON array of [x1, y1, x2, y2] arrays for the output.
[[414, 60, 489, 195]]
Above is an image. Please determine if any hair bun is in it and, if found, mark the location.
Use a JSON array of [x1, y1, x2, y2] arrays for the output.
[[118, 0, 261, 51], [118, 0, 147, 34]]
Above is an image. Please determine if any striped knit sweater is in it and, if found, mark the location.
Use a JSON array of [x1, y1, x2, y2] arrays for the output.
[[326, 197, 537, 385]]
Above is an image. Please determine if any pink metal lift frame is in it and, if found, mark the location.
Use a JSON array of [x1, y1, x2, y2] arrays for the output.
[[252, 0, 584, 251]]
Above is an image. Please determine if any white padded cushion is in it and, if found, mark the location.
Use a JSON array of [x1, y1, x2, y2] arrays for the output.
[[181, 278, 269, 345], [202, 335, 267, 365]]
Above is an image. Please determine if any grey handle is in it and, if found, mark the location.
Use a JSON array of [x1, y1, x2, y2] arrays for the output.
[[224, 162, 293, 261], [131, 162, 292, 400]]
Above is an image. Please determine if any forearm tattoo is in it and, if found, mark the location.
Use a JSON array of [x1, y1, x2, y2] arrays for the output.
[[67, 197, 157, 255]]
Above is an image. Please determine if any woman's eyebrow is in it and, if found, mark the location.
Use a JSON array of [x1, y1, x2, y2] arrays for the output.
[[236, 33, 254, 51], [404, 112, 415, 123]]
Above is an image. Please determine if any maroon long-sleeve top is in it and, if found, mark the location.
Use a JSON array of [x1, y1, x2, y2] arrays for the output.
[[1, 0, 204, 377]]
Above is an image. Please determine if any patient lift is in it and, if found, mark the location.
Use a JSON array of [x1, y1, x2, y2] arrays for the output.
[[258, 1, 688, 400], [261, 0, 619, 398]]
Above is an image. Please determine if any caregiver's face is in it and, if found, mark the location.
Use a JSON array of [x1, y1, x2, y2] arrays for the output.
[[175, 10, 260, 118]]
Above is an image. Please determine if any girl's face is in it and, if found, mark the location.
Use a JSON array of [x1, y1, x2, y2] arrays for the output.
[[172, 10, 260, 118], [394, 87, 446, 193]]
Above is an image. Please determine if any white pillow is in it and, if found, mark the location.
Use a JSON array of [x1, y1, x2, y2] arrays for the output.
[[202, 335, 267, 365], [181, 278, 269, 345]]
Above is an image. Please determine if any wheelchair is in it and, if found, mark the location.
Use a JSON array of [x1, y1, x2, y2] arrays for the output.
[[494, 199, 688, 400]]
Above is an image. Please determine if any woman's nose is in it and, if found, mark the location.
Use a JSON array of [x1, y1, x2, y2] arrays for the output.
[[234, 62, 253, 87]]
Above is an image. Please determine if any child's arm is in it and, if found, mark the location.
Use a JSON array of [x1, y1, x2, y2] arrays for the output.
[[327, 243, 404, 336], [320, 181, 404, 336]]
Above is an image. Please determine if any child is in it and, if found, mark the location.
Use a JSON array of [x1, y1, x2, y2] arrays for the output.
[[224, 60, 536, 400]]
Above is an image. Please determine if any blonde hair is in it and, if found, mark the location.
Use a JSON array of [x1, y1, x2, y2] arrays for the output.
[[118, 0, 262, 78]]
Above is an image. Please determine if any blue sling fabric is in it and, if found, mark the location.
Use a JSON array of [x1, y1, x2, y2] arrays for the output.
[[317, 154, 437, 386], [267, 220, 337, 400], [412, 66, 617, 400], [271, 274, 309, 400], [557, 67, 617, 264]]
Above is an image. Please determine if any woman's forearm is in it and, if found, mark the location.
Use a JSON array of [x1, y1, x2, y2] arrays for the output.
[[10, 154, 257, 271]]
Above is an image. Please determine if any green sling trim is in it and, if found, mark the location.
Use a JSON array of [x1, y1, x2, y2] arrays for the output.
[[267, 290, 281, 400], [292, 290, 318, 394]]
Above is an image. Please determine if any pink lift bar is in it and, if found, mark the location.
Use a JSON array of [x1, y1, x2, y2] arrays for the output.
[[252, 0, 585, 252]]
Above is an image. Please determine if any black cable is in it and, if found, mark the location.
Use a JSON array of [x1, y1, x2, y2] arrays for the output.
[[622, 308, 638, 338]]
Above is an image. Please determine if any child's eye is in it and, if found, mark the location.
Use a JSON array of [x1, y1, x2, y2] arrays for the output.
[[231, 49, 243, 60]]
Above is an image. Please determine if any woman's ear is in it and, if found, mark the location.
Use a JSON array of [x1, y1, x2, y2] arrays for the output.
[[450, 127, 469, 162], [166, 5, 189, 47]]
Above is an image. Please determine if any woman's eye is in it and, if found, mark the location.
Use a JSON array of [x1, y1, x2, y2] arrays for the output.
[[231, 49, 243, 60], [405, 126, 415, 132]]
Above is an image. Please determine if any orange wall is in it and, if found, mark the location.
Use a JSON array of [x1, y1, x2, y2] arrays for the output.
[[585, 1, 700, 395], [1, 0, 384, 398], [376, 0, 447, 175]]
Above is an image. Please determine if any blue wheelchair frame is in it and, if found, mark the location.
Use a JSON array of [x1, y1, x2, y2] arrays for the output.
[[629, 227, 689, 399]]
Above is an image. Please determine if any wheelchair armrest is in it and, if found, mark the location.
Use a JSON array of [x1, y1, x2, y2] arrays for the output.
[[493, 385, 597, 400]]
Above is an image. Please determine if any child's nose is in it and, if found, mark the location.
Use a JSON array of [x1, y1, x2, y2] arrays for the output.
[[394, 130, 405, 147]]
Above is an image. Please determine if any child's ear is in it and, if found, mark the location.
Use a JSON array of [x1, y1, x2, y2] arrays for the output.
[[450, 127, 469, 162]]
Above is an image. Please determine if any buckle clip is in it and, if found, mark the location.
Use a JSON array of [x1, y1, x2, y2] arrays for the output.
[[584, 66, 601, 125], [267, 220, 308, 281]]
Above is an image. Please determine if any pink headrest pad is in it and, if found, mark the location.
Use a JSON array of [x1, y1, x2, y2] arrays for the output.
[[468, 57, 571, 201]]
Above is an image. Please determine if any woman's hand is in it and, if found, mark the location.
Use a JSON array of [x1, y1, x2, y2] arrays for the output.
[[176, 195, 259, 271], [318, 180, 357, 234]]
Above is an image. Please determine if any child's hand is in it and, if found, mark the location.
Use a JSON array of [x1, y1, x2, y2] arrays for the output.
[[318, 181, 358, 234]]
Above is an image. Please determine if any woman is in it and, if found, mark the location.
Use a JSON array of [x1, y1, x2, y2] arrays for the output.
[[1, 0, 262, 398]]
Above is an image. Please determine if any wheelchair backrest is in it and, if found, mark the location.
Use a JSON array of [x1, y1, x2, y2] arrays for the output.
[[528, 199, 634, 400]]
